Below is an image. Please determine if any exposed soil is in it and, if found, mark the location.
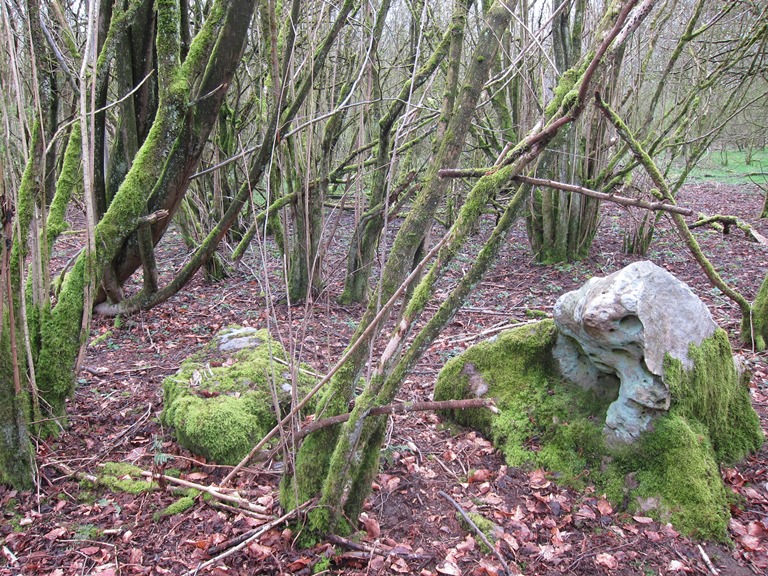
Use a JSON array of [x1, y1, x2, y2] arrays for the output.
[[2, 183, 768, 576]]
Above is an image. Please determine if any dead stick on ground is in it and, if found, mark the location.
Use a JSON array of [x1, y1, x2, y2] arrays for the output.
[[697, 544, 719, 575], [184, 505, 309, 576], [438, 490, 515, 575], [137, 471, 272, 518], [327, 534, 433, 561], [46, 462, 272, 518]]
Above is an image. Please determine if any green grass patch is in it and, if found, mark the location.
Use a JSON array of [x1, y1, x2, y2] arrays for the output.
[[677, 147, 768, 185]]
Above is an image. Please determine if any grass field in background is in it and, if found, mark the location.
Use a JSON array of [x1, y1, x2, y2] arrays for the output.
[[682, 147, 768, 185]]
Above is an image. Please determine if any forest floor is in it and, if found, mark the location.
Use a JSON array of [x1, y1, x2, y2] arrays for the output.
[[2, 181, 768, 576]]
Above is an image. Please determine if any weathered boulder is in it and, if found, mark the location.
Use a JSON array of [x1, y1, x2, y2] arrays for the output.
[[161, 327, 315, 465], [434, 262, 763, 539], [553, 261, 717, 444]]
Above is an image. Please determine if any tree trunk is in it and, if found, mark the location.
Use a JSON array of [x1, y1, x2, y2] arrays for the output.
[[751, 274, 768, 351], [285, 0, 516, 536], [526, 0, 602, 264], [284, 0, 648, 540], [339, 0, 459, 304], [0, 0, 258, 489]]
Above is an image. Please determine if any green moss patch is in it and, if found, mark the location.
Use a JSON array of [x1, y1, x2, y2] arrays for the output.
[[99, 462, 155, 494], [435, 321, 763, 540], [155, 495, 197, 520], [435, 320, 610, 484], [161, 327, 317, 465]]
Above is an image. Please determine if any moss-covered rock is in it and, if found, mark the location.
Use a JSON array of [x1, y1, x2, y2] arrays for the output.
[[161, 326, 316, 464], [434, 320, 763, 540], [435, 320, 612, 484]]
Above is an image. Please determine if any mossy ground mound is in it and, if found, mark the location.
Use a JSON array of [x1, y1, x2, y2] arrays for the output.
[[435, 320, 763, 540], [161, 327, 316, 465]]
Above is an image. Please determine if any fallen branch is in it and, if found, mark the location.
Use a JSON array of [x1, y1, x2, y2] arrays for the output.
[[185, 503, 311, 576], [2, 545, 18, 567], [327, 534, 433, 561], [438, 490, 515, 575], [137, 470, 272, 518], [511, 175, 695, 216], [49, 461, 273, 519], [436, 319, 540, 347], [689, 214, 768, 245], [296, 398, 497, 440], [438, 170, 696, 217], [697, 544, 719, 575]]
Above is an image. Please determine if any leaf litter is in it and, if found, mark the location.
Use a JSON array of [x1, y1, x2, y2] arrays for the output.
[[1, 184, 768, 574]]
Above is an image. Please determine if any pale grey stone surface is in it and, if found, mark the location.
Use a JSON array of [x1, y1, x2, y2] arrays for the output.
[[553, 261, 717, 444], [217, 327, 264, 352]]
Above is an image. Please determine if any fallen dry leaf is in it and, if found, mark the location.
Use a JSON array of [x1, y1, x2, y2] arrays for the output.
[[633, 516, 654, 524], [594, 552, 618, 569], [246, 541, 273, 558], [597, 498, 613, 516], [456, 534, 476, 554], [729, 518, 747, 536], [747, 520, 768, 537], [185, 471, 208, 481], [473, 561, 499, 576], [391, 557, 412, 573], [739, 535, 763, 551], [529, 469, 551, 489], [469, 469, 491, 483], [436, 560, 461, 575], [360, 513, 381, 539], [575, 506, 596, 521], [537, 544, 557, 562], [666, 559, 688, 572], [44, 527, 67, 541], [285, 557, 311, 571], [370, 555, 385, 571]]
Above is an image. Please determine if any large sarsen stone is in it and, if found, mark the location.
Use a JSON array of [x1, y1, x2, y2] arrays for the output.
[[553, 261, 717, 444]]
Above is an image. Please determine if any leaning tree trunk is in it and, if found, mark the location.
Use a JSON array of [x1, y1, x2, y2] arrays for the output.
[[0, 0, 258, 489], [752, 273, 768, 351], [283, 0, 516, 537], [338, 0, 459, 304], [283, 0, 648, 540]]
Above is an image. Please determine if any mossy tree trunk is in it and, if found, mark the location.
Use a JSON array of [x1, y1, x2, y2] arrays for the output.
[[752, 273, 768, 351], [283, 0, 649, 540], [338, 0, 465, 304], [0, 0, 63, 488], [96, 0, 360, 315], [285, 0, 519, 536], [526, 0, 604, 264], [0, 0, 258, 489]]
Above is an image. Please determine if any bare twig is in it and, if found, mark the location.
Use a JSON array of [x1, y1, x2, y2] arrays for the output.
[[185, 503, 311, 575], [327, 534, 433, 561], [2, 545, 18, 567], [296, 398, 496, 440], [220, 229, 453, 487], [438, 490, 515, 575], [697, 544, 719, 575]]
